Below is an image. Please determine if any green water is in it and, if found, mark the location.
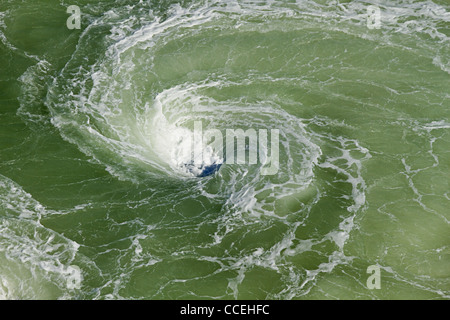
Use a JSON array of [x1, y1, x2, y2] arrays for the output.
[[0, 0, 449, 300]]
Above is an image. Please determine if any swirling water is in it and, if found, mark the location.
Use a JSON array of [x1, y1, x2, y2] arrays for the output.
[[0, 0, 449, 299]]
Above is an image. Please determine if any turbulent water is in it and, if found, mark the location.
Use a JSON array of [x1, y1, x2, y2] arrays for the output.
[[0, 0, 449, 299]]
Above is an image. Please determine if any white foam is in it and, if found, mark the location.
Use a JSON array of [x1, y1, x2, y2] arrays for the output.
[[423, 120, 450, 131], [0, 175, 87, 298]]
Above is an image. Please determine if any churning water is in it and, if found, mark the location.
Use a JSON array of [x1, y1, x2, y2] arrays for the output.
[[0, 0, 449, 299]]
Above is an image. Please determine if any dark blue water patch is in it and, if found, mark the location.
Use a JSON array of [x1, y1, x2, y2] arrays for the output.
[[183, 160, 223, 177], [197, 162, 222, 177]]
